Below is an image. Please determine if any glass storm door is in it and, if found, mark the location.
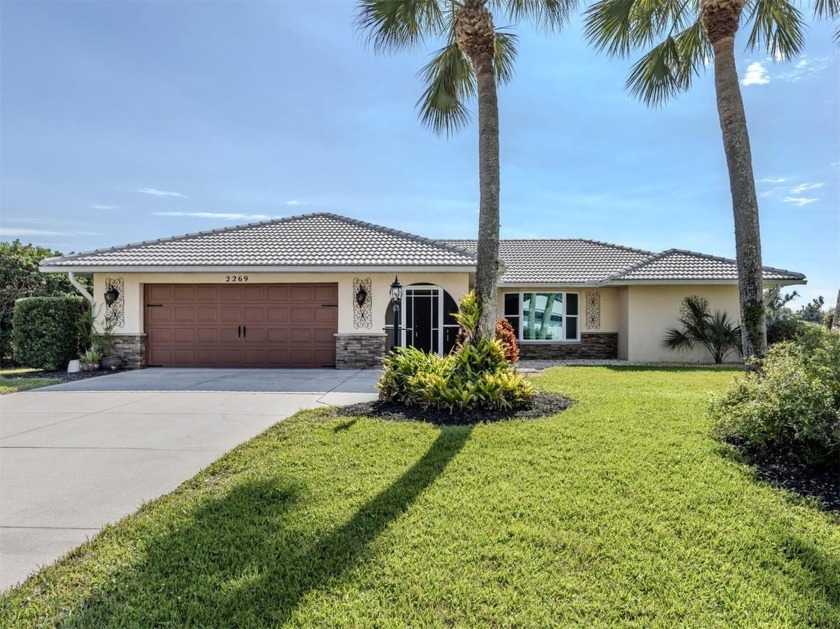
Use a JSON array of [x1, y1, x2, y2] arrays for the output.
[[404, 287, 440, 354]]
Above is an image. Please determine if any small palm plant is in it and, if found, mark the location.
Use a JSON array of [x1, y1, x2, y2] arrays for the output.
[[663, 296, 742, 364]]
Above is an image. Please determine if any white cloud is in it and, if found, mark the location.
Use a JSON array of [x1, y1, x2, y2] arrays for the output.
[[789, 182, 824, 194], [89, 204, 119, 210], [830, 162, 840, 168], [759, 177, 787, 183], [782, 197, 819, 207], [741, 62, 770, 86], [777, 56, 831, 82], [152, 211, 274, 220], [137, 187, 189, 199], [286, 199, 307, 206]]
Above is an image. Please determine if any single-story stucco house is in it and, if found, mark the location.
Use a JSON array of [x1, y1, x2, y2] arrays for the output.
[[39, 212, 805, 369]]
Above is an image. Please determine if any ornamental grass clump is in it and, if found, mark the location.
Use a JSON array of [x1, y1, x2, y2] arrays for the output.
[[379, 292, 534, 413], [710, 324, 840, 467]]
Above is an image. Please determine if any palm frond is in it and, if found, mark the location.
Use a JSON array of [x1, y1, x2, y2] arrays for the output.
[[416, 41, 476, 136], [662, 327, 695, 352], [744, 0, 805, 60], [625, 18, 707, 106], [494, 30, 519, 84], [356, 0, 445, 52], [584, 0, 695, 58], [813, 0, 840, 44], [492, 0, 580, 30]]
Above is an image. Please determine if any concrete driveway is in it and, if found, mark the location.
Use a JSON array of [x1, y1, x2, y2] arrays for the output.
[[0, 368, 379, 592]]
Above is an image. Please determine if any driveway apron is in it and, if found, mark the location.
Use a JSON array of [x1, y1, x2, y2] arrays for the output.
[[0, 368, 379, 592]]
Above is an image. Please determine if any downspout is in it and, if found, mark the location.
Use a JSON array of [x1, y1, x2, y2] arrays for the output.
[[68, 271, 94, 305]]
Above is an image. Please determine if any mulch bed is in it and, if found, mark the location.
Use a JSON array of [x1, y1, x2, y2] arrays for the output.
[[724, 440, 840, 514], [1, 368, 119, 384], [336, 393, 573, 426]]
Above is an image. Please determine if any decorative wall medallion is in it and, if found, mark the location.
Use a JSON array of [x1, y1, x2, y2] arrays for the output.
[[585, 291, 601, 330], [105, 277, 125, 327], [353, 277, 372, 329]]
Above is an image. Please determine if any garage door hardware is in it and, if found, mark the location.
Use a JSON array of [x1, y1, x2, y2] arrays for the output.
[[146, 304, 163, 308], [321, 304, 338, 308], [237, 326, 248, 338]]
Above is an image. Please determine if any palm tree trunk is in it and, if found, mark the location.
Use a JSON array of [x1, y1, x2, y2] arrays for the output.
[[703, 0, 767, 369], [473, 46, 501, 341]]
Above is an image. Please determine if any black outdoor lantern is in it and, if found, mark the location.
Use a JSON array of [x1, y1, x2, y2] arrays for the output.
[[355, 285, 368, 308], [104, 287, 120, 306], [389, 276, 403, 348]]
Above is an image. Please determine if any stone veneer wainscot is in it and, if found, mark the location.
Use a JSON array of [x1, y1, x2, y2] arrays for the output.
[[517, 333, 618, 360], [335, 334, 386, 369], [113, 334, 147, 369]]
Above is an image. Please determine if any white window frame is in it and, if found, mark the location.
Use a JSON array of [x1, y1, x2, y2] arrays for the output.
[[504, 291, 580, 343]]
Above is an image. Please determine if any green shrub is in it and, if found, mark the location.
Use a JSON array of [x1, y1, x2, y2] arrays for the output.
[[766, 317, 803, 345], [379, 292, 535, 414], [12, 296, 86, 370], [710, 324, 840, 467]]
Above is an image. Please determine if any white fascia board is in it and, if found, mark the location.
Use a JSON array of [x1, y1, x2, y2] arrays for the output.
[[38, 264, 476, 274]]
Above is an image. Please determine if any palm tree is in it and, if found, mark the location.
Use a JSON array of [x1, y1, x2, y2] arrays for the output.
[[663, 295, 742, 364], [356, 0, 577, 340], [583, 0, 837, 369]]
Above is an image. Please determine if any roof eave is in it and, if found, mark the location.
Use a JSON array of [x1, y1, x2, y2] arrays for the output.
[[39, 264, 477, 274], [603, 278, 806, 286]]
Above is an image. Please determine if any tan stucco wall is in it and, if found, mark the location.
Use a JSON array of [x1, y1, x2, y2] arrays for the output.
[[495, 286, 620, 334], [617, 287, 629, 360], [625, 284, 742, 363], [92, 272, 470, 336]]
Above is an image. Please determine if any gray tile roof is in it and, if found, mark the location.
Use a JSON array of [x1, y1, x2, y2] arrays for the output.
[[442, 239, 654, 283], [41, 212, 805, 284], [607, 249, 806, 282], [444, 240, 805, 284], [41, 213, 477, 269]]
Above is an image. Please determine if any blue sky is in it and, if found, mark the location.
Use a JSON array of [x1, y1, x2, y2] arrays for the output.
[[1, 1, 837, 307]]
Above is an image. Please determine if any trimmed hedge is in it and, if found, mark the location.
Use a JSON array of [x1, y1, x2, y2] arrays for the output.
[[12, 296, 85, 370]]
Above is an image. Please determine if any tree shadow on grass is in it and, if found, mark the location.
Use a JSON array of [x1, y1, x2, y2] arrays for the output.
[[780, 534, 840, 618], [63, 426, 472, 627]]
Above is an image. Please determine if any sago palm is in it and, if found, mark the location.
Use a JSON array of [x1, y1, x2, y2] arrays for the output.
[[357, 0, 577, 340], [584, 0, 837, 369]]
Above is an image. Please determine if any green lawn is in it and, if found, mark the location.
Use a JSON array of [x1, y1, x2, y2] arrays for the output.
[[1, 367, 837, 627], [0, 368, 60, 394]]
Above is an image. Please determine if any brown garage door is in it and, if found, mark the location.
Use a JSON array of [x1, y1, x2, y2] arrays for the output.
[[144, 284, 337, 368]]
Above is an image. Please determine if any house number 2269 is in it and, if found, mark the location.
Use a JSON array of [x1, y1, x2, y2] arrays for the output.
[[225, 275, 249, 283]]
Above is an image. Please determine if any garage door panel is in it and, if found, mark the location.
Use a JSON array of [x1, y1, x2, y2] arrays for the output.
[[146, 308, 172, 323], [242, 286, 266, 301], [313, 328, 335, 343], [197, 328, 218, 343], [219, 285, 242, 300], [267, 328, 289, 342], [196, 286, 219, 301], [267, 307, 289, 322], [147, 285, 172, 302], [313, 285, 337, 301], [242, 307, 265, 322], [145, 284, 337, 368], [314, 308, 337, 323], [267, 286, 290, 301], [290, 329, 312, 343], [219, 307, 240, 323], [174, 329, 195, 343], [148, 328, 172, 343], [196, 307, 218, 322], [173, 307, 194, 322], [173, 286, 195, 301], [290, 286, 315, 301], [290, 307, 313, 322]]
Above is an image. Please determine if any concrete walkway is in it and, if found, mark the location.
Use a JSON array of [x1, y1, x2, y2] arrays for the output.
[[0, 368, 380, 592]]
